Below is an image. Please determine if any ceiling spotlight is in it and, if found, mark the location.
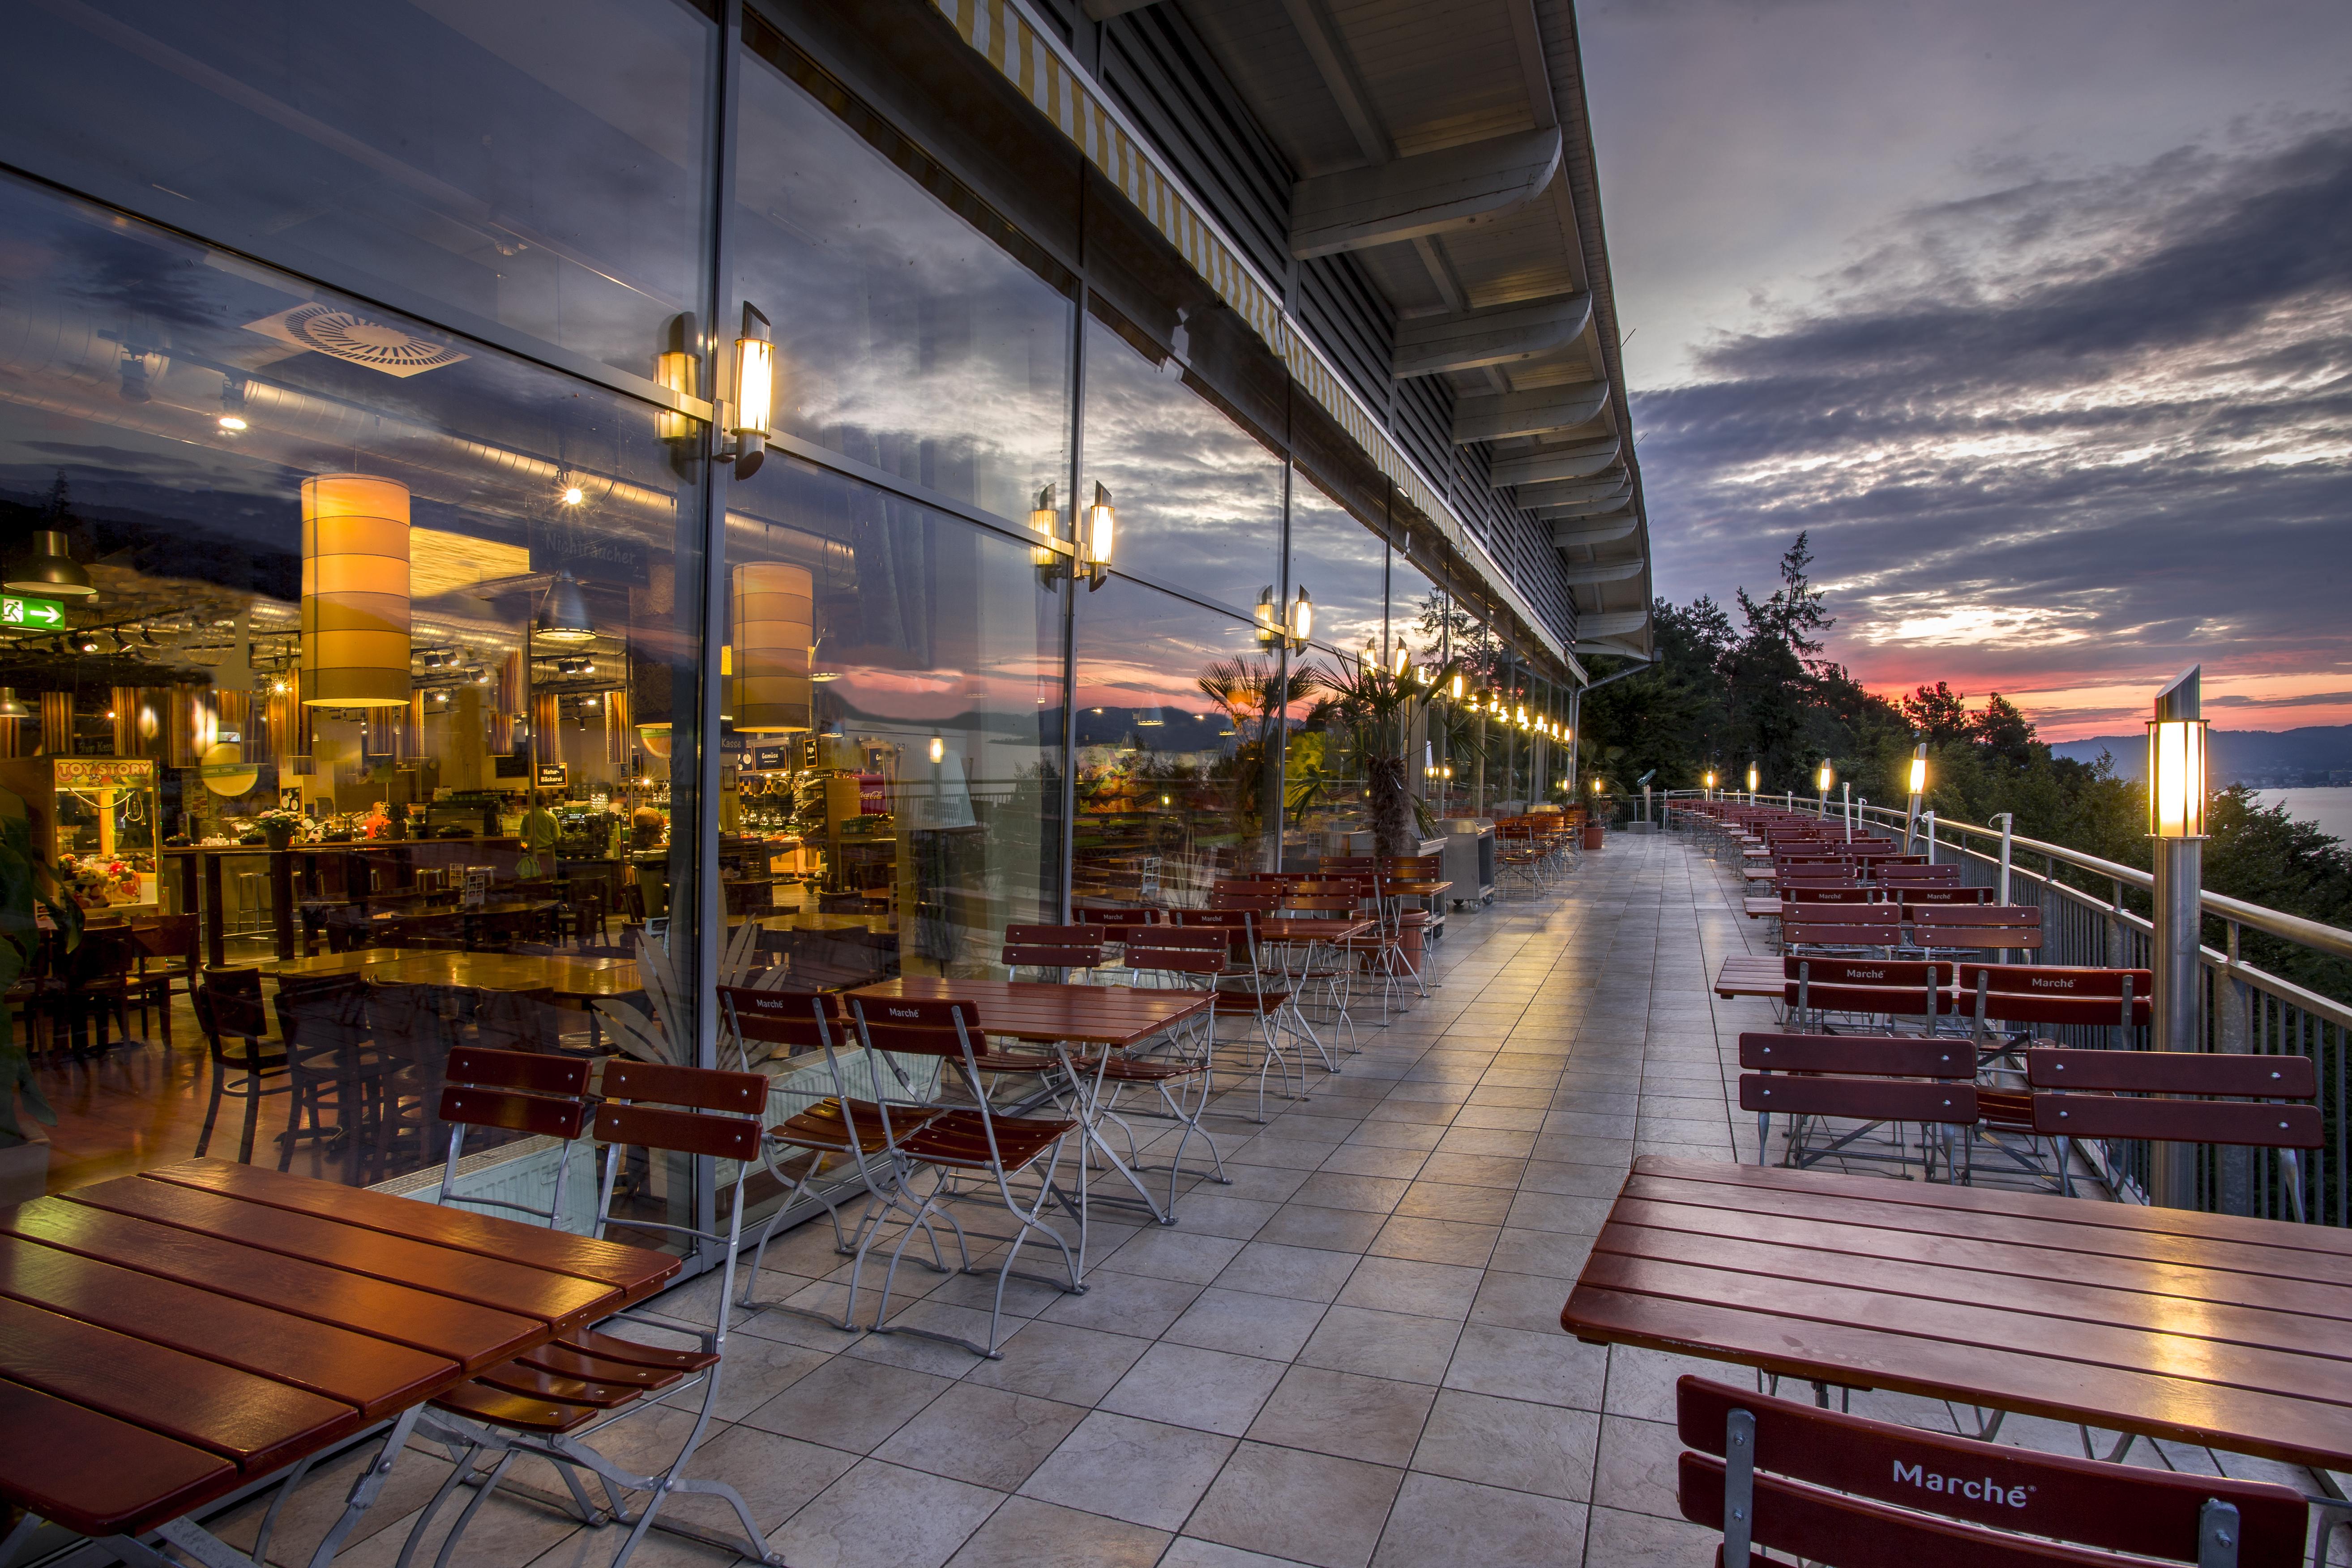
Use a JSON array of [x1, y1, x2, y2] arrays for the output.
[[75, 633, 101, 654], [560, 485, 585, 507]]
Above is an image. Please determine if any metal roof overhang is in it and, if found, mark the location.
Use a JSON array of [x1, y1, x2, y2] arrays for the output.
[[928, 0, 1648, 682]]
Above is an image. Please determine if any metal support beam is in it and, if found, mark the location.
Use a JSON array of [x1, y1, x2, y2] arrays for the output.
[[1517, 470, 1627, 509], [1290, 128, 1561, 258], [1082, 0, 1160, 16], [1393, 292, 1590, 378], [1558, 558, 1643, 586], [1550, 509, 1638, 549], [1573, 610, 1649, 640], [1489, 434, 1618, 488], [1452, 381, 1608, 444]]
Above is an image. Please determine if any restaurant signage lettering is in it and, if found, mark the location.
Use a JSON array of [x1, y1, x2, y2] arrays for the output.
[[55, 757, 155, 788], [751, 745, 789, 771], [536, 764, 568, 787], [529, 517, 646, 582]]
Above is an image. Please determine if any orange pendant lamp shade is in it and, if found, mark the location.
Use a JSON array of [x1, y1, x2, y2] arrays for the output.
[[729, 561, 813, 733], [301, 474, 412, 708]]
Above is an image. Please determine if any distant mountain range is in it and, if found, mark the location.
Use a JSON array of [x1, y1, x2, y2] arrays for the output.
[[2050, 724, 2352, 785]]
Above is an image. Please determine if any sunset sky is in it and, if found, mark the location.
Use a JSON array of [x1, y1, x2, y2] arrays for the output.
[[1580, 0, 2352, 741]]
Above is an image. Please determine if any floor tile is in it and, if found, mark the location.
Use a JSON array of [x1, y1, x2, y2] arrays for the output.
[[1410, 1389, 1600, 1500], [1099, 1341, 1288, 1436], [940, 1495, 1167, 1568], [1244, 1365, 1439, 1468], [1185, 1442, 1405, 1568], [765, 1458, 1003, 1568], [1370, 1473, 1588, 1568], [1297, 1305, 1463, 1385], [1213, 1241, 1364, 1303], [872, 1383, 1089, 1491], [1016, 1412, 1235, 1531], [1164, 1286, 1332, 1361]]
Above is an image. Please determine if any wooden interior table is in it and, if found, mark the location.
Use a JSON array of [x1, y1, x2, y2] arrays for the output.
[[851, 977, 1213, 1229], [757, 912, 894, 934], [0, 1158, 674, 1565], [370, 952, 641, 1000], [255, 948, 434, 980], [1561, 1156, 2352, 1474]]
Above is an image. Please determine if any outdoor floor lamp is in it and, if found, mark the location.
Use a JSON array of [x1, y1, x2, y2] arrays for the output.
[[2147, 664, 2208, 1209], [1904, 741, 1928, 850]]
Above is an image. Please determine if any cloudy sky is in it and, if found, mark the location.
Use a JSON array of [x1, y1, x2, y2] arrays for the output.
[[1579, 0, 2352, 740]]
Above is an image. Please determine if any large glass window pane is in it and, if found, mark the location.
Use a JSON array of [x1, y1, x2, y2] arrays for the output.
[[0, 0, 716, 385], [1287, 473, 1387, 663], [1082, 311, 1283, 615], [719, 460, 1064, 986], [1074, 583, 1276, 897], [732, 26, 1073, 530], [0, 172, 706, 1217]]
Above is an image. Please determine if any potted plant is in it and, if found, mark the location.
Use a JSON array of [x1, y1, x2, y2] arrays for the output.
[[0, 786, 76, 1201], [1307, 649, 1462, 859], [255, 806, 304, 851]]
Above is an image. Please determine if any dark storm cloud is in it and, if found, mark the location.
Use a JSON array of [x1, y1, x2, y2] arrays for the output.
[[1632, 121, 2352, 700]]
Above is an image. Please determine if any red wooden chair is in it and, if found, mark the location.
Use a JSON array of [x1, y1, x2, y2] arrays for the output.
[[1001, 923, 1106, 983], [1780, 904, 1904, 956], [413, 1055, 783, 1568], [1783, 956, 1955, 1034], [2029, 1046, 2321, 1220], [722, 985, 949, 1330], [1675, 1376, 2307, 1568], [1958, 964, 2152, 1192], [1910, 903, 2043, 957], [848, 996, 1083, 1358], [1741, 1030, 1975, 1179]]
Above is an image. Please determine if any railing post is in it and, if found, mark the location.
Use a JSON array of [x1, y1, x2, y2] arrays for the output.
[[2217, 920, 2253, 1216], [1922, 810, 1935, 865], [1994, 813, 2013, 905]]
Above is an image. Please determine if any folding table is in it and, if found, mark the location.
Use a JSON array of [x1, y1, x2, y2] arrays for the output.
[[0, 1158, 676, 1568], [850, 976, 1213, 1232]]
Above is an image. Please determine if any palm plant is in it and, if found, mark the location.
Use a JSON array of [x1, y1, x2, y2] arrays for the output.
[[1307, 649, 1462, 858], [1197, 657, 1318, 853]]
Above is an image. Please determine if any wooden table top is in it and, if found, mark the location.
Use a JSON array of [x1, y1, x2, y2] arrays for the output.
[[759, 913, 895, 934], [371, 953, 641, 998], [256, 948, 436, 978], [1712, 956, 1786, 996], [1561, 1157, 2352, 1474], [852, 977, 1210, 1047], [0, 1159, 673, 1540], [1256, 918, 1374, 942], [1381, 880, 1453, 896]]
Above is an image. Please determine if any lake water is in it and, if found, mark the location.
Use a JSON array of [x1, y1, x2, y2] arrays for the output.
[[2254, 788, 2352, 846]]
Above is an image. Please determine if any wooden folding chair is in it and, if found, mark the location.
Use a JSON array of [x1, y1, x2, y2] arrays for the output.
[[1740, 1030, 1975, 1180], [1675, 1376, 2308, 1568], [848, 996, 1084, 1358], [1001, 924, 1107, 983], [413, 1056, 784, 1568], [1910, 902, 2043, 959], [2030, 1046, 2321, 1220], [1782, 956, 1955, 1034], [1959, 964, 2152, 1191]]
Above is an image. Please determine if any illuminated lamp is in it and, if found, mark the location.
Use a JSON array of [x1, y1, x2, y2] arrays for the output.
[[2147, 710, 2207, 838], [655, 313, 699, 442], [1255, 587, 1281, 645], [1745, 763, 1759, 794], [300, 474, 411, 707], [1030, 485, 1063, 575], [1392, 641, 1410, 679], [724, 303, 773, 480], [1816, 761, 1834, 795], [1081, 483, 1116, 588], [1287, 588, 1314, 651], [730, 561, 814, 733], [535, 572, 597, 644]]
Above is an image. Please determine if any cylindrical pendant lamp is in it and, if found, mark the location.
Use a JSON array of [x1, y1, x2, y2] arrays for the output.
[[112, 685, 142, 757], [604, 686, 632, 765], [491, 650, 522, 755], [532, 691, 561, 767], [729, 562, 813, 733], [39, 692, 72, 756], [301, 474, 412, 708], [167, 685, 206, 769]]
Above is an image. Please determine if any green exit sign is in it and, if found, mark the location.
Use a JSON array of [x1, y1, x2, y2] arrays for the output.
[[1, 595, 64, 629]]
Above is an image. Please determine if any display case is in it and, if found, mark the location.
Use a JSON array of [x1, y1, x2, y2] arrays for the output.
[[0, 756, 163, 910]]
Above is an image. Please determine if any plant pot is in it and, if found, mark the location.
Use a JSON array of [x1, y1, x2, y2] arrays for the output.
[[1582, 822, 1604, 850], [261, 826, 296, 852]]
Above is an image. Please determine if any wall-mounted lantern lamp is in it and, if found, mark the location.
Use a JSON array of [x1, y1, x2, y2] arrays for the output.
[[1283, 587, 1313, 651], [655, 313, 699, 442], [928, 735, 945, 765], [719, 303, 772, 480], [1081, 483, 1116, 588], [1392, 641, 1410, 679], [1449, 671, 1465, 701], [1255, 586, 1281, 646]]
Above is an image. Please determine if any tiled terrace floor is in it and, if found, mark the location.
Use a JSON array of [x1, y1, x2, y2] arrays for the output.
[[209, 830, 2350, 1568]]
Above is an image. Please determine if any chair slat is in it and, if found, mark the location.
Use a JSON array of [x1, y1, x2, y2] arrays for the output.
[[2032, 1096, 2324, 1149], [2027, 1046, 2317, 1098]]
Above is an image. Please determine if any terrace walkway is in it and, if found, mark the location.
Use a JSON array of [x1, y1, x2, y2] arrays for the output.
[[204, 831, 2348, 1568]]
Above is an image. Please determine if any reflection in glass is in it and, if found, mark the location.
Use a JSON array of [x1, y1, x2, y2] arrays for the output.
[[1287, 472, 1387, 663], [723, 457, 1064, 986], [732, 32, 1073, 529], [1074, 582, 1277, 899], [0, 0, 717, 383], [1082, 314, 1282, 614], [0, 172, 706, 1220]]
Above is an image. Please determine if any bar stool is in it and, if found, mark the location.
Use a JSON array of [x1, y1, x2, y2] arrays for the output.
[[233, 868, 271, 935]]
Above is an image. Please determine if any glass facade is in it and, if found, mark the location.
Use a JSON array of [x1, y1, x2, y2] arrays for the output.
[[0, 0, 1571, 1252]]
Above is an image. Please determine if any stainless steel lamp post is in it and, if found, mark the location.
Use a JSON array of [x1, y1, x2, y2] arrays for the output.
[[2147, 665, 2209, 1209]]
